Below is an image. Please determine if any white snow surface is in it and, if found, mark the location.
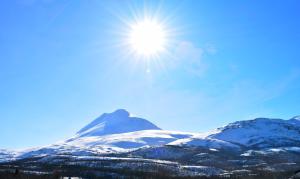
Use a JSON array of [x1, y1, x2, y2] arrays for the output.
[[168, 136, 240, 149], [68, 129, 196, 149]]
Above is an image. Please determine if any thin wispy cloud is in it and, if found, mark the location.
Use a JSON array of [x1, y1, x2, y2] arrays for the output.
[[173, 41, 215, 77]]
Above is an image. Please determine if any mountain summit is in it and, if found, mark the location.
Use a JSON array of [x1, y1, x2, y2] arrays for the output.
[[76, 109, 161, 137]]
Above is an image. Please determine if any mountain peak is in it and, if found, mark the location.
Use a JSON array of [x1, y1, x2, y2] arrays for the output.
[[112, 109, 130, 117], [76, 109, 161, 137]]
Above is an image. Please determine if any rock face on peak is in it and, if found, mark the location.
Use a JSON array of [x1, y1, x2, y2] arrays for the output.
[[76, 109, 161, 137]]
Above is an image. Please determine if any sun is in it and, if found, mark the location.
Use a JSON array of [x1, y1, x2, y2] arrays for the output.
[[128, 18, 167, 57]]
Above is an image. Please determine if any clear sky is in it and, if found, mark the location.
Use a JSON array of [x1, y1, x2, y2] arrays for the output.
[[1, 0, 300, 149]]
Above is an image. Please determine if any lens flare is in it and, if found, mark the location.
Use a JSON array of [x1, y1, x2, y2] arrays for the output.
[[128, 19, 166, 57]]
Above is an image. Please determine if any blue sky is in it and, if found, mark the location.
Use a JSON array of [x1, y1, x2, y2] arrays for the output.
[[1, 0, 300, 149]]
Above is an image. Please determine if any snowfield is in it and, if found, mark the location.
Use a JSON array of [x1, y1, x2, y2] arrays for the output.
[[67, 129, 196, 150]]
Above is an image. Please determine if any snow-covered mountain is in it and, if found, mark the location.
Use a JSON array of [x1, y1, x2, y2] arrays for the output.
[[76, 109, 161, 137], [2, 109, 300, 162], [1, 109, 300, 177], [11, 109, 197, 159], [63, 109, 196, 152]]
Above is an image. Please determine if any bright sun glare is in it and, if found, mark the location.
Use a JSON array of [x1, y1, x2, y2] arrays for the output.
[[128, 19, 166, 57]]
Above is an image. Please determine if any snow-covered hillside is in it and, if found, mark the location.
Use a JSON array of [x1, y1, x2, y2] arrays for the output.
[[208, 117, 300, 148]]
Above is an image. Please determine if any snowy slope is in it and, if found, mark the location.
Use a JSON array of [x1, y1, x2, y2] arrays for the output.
[[168, 136, 240, 150], [67, 130, 195, 150], [208, 118, 300, 148], [76, 109, 161, 137]]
